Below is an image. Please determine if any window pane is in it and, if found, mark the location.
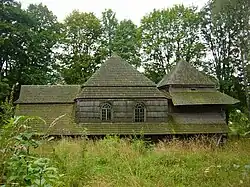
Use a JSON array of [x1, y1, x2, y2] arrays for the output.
[[107, 109, 111, 120], [134, 104, 145, 122], [102, 109, 106, 120], [101, 103, 112, 121]]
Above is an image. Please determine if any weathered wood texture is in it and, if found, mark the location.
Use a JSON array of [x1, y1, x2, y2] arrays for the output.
[[15, 103, 228, 135], [76, 99, 168, 123], [168, 100, 224, 113], [167, 100, 226, 125], [78, 123, 228, 135], [15, 104, 84, 134]]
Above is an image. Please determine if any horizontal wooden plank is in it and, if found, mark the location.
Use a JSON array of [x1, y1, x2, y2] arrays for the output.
[[114, 112, 133, 118], [78, 101, 100, 107], [145, 100, 168, 106], [147, 112, 167, 118], [146, 106, 168, 112], [71, 123, 229, 135], [113, 101, 133, 106], [79, 107, 99, 113], [33, 123, 229, 135]]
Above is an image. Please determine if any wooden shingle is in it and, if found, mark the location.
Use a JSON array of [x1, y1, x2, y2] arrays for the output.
[[78, 56, 165, 99], [84, 56, 156, 87], [15, 85, 81, 104], [157, 61, 216, 87], [77, 86, 166, 99], [170, 89, 239, 105]]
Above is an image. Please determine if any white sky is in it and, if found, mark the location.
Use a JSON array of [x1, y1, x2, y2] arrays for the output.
[[19, 0, 209, 24]]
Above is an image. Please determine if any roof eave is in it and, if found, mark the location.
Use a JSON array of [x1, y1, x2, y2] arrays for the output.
[[76, 96, 167, 99], [158, 84, 216, 88], [15, 101, 75, 104], [172, 101, 240, 106]]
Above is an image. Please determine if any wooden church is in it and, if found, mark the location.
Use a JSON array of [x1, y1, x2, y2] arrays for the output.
[[15, 56, 239, 135]]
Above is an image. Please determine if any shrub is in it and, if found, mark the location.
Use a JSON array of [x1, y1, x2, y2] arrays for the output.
[[0, 86, 15, 126], [0, 116, 63, 186], [229, 109, 250, 136]]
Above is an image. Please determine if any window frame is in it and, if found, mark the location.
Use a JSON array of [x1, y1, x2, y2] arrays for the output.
[[134, 103, 146, 122], [100, 103, 112, 121]]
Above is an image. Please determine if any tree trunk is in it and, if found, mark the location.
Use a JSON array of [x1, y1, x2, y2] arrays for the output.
[[244, 4, 250, 120], [244, 49, 250, 119], [241, 45, 250, 119]]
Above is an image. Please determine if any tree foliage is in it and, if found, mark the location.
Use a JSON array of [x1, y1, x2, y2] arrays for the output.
[[100, 10, 141, 66], [0, 0, 60, 100], [140, 5, 205, 83], [1, 0, 33, 88], [26, 3, 61, 84], [0, 0, 249, 117], [113, 19, 141, 67], [59, 11, 102, 84], [200, 0, 249, 113], [100, 9, 118, 58]]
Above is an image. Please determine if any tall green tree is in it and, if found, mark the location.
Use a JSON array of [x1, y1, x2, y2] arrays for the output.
[[59, 11, 102, 84], [1, 1, 60, 101], [100, 9, 118, 58], [234, 0, 250, 117], [215, 0, 250, 117], [200, 1, 238, 93], [140, 5, 205, 83], [200, 0, 250, 114], [113, 20, 141, 67], [25, 3, 61, 84], [1, 0, 32, 96]]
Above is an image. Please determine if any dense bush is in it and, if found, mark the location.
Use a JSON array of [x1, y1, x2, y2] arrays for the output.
[[0, 88, 15, 126], [0, 116, 63, 186], [229, 109, 250, 136]]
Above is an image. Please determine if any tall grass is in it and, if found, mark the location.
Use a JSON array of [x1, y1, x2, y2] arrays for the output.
[[34, 137, 250, 187]]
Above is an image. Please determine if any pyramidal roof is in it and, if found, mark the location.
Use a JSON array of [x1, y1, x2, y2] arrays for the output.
[[84, 56, 156, 87], [157, 61, 215, 88]]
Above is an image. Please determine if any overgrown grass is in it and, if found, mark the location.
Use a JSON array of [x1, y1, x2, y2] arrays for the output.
[[33, 137, 250, 187]]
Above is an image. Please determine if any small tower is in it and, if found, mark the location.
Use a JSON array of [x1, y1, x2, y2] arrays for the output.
[[157, 61, 239, 133]]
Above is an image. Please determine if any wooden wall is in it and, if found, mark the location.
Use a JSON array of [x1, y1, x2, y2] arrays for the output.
[[15, 103, 84, 134], [76, 99, 168, 123], [168, 100, 224, 113]]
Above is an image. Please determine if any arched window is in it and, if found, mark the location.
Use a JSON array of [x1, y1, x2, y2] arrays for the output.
[[101, 103, 112, 121], [134, 103, 145, 122]]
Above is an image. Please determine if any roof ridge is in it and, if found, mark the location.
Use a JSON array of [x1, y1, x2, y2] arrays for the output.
[[21, 85, 81, 87]]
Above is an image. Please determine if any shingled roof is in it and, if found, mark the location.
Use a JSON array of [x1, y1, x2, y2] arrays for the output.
[[169, 88, 239, 105], [171, 91, 239, 106], [84, 56, 156, 87], [78, 56, 166, 99], [157, 61, 215, 88], [15, 85, 81, 104], [78, 86, 165, 98]]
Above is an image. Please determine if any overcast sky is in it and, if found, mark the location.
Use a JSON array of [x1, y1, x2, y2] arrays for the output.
[[19, 0, 209, 24]]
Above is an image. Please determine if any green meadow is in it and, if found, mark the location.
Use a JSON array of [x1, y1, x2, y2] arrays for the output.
[[33, 137, 250, 187]]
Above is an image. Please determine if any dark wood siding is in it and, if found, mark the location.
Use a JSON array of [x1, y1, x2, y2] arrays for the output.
[[171, 103, 224, 113], [76, 99, 168, 123]]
